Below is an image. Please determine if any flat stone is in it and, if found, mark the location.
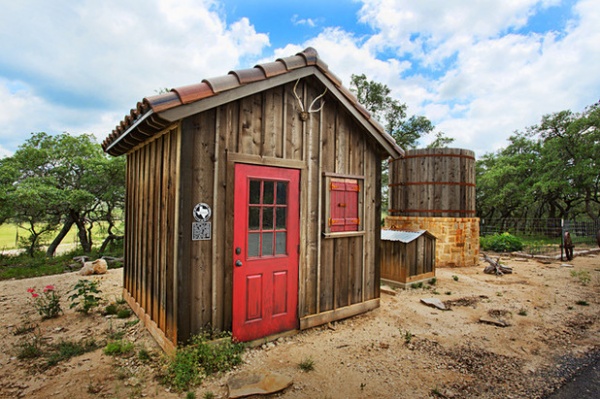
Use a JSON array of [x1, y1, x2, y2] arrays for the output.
[[479, 316, 510, 327], [228, 371, 292, 398], [420, 298, 448, 311]]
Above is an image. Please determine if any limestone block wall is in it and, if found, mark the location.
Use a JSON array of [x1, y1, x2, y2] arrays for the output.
[[385, 216, 480, 267]]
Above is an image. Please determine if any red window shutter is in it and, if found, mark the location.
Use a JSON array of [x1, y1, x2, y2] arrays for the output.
[[329, 178, 359, 232], [344, 179, 359, 231], [330, 179, 346, 232]]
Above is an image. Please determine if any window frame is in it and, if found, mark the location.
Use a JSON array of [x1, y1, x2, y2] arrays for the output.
[[323, 173, 365, 238]]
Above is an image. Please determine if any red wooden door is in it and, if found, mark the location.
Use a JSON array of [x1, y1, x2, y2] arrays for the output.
[[232, 164, 300, 342]]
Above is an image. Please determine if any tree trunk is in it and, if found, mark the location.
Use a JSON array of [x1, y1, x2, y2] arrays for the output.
[[74, 218, 92, 253], [46, 217, 74, 257]]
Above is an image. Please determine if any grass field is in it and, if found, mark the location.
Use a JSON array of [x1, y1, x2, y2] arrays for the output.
[[0, 222, 123, 252]]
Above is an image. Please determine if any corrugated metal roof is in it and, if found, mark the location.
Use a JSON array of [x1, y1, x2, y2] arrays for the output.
[[381, 229, 428, 243], [102, 47, 404, 158]]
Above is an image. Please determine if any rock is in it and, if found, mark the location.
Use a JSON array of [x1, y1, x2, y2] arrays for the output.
[[560, 263, 574, 268], [479, 316, 511, 327], [227, 371, 293, 398], [79, 259, 108, 275], [420, 298, 448, 311]]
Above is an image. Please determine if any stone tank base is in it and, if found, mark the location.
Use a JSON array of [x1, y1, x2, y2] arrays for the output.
[[385, 216, 480, 267]]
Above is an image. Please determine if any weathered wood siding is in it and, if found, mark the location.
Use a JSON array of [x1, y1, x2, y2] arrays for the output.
[[179, 77, 385, 337], [123, 127, 180, 352], [380, 235, 436, 286], [125, 77, 386, 347]]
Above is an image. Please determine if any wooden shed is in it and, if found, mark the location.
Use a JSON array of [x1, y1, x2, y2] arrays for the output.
[[102, 47, 403, 352], [380, 229, 436, 289]]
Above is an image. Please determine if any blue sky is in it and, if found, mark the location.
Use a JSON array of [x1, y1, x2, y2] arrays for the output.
[[0, 0, 598, 158]]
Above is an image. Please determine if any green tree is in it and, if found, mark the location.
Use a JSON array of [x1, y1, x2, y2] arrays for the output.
[[0, 132, 125, 256], [476, 101, 600, 223], [350, 74, 446, 149]]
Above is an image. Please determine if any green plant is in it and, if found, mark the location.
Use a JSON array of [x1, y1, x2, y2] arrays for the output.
[[124, 319, 140, 328], [428, 278, 437, 285], [403, 330, 413, 344], [117, 308, 132, 319], [138, 348, 151, 361], [186, 392, 197, 399], [104, 340, 135, 356], [13, 320, 37, 336], [15, 332, 43, 359], [432, 290, 440, 295], [27, 285, 62, 319], [104, 303, 119, 315], [45, 339, 99, 367], [299, 357, 315, 372], [480, 232, 524, 252], [202, 392, 215, 399], [69, 279, 102, 314], [575, 300, 589, 306], [445, 291, 452, 295], [452, 275, 459, 281], [570, 270, 591, 286], [162, 332, 244, 391], [410, 281, 423, 289], [518, 308, 528, 316]]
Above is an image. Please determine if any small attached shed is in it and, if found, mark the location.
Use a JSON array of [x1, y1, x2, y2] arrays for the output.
[[380, 230, 436, 289], [102, 47, 403, 353]]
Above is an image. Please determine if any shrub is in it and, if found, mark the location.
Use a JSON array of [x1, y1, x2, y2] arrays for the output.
[[162, 332, 244, 391], [480, 233, 523, 252], [298, 357, 315, 372], [27, 285, 62, 319], [117, 308, 132, 319], [45, 339, 98, 367], [69, 279, 102, 314], [104, 339, 135, 356]]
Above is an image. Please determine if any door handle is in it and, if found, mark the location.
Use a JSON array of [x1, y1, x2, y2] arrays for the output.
[[235, 260, 243, 267]]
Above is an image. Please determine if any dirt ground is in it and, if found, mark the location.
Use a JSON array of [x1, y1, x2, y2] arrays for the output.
[[0, 252, 598, 399]]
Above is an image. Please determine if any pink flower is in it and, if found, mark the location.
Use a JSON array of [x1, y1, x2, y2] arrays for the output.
[[27, 288, 35, 293], [43, 285, 55, 292], [31, 293, 39, 298]]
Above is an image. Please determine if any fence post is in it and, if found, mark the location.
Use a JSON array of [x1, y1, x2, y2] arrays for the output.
[[560, 218, 564, 262]]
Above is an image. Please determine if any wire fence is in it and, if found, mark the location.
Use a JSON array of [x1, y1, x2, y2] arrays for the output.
[[480, 218, 600, 256]]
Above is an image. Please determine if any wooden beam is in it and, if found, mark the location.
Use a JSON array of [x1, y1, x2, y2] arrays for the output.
[[226, 152, 306, 170], [299, 298, 379, 330]]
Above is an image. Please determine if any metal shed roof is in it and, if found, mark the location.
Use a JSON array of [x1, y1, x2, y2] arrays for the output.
[[381, 229, 432, 243]]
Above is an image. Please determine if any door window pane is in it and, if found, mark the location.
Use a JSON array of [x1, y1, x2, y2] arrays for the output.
[[275, 232, 287, 255], [249, 180, 261, 204], [248, 233, 260, 257], [262, 232, 273, 256], [262, 208, 274, 230], [263, 181, 274, 204], [276, 182, 287, 204], [249, 207, 260, 230], [276, 208, 287, 229]]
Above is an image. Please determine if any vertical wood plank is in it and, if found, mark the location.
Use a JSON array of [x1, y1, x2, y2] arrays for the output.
[[238, 94, 262, 156]]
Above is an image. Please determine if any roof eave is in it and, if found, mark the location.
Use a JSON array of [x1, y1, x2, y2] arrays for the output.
[[156, 67, 403, 160], [105, 110, 156, 155]]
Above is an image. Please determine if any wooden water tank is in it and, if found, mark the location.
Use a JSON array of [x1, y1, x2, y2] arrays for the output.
[[388, 148, 476, 218]]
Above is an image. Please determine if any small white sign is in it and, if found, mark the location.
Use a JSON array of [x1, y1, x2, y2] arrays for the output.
[[193, 203, 212, 222], [192, 221, 211, 241]]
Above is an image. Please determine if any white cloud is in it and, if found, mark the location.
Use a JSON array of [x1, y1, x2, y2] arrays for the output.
[[0, 0, 270, 154], [351, 0, 600, 156], [291, 14, 319, 28]]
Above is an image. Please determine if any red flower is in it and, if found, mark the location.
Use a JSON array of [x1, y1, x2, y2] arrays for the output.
[[44, 285, 55, 292], [31, 293, 39, 298], [27, 288, 35, 293]]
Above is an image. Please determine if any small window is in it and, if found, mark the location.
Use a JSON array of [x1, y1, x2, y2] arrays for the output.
[[326, 177, 363, 233]]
